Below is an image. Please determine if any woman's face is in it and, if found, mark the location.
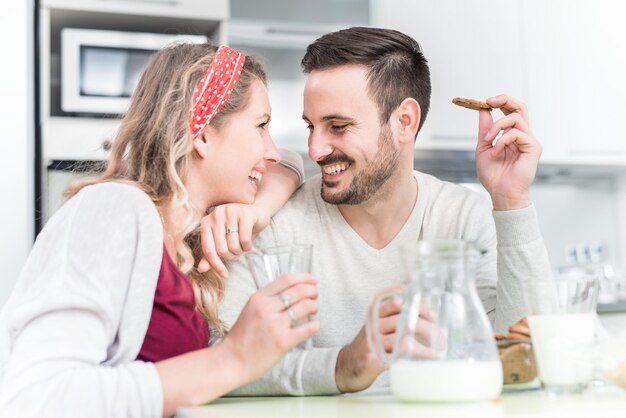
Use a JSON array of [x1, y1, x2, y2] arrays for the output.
[[200, 79, 280, 207]]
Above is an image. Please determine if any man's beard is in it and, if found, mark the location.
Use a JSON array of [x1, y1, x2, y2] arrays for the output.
[[319, 124, 399, 205]]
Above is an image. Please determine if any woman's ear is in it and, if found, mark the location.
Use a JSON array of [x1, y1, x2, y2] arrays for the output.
[[192, 130, 212, 158], [394, 98, 421, 144]]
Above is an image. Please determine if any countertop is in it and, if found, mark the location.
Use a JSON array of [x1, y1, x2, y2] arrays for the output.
[[177, 384, 626, 418]]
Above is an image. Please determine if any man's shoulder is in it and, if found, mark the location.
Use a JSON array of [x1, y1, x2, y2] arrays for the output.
[[278, 175, 323, 215], [258, 175, 325, 244], [416, 170, 488, 205]]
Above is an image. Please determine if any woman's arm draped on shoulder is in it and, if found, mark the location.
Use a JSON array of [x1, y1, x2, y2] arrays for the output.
[[198, 149, 304, 274], [0, 184, 163, 418], [254, 149, 304, 231]]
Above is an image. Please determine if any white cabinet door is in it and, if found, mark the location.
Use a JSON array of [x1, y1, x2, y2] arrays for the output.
[[41, 0, 228, 20], [521, 0, 626, 164], [378, 0, 524, 151]]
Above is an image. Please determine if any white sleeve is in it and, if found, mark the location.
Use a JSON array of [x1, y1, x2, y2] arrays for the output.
[[0, 185, 163, 418], [460, 198, 552, 334], [278, 149, 305, 187], [492, 205, 552, 333]]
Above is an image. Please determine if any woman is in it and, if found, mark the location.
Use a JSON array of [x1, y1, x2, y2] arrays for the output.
[[0, 43, 318, 417]]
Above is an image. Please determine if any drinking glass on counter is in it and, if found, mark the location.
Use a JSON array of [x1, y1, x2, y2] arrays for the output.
[[245, 244, 314, 339], [522, 275, 599, 395]]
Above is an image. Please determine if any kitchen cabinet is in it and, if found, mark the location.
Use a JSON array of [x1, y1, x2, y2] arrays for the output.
[[228, 0, 371, 153], [521, 0, 626, 165], [40, 0, 227, 21], [379, 0, 626, 167], [378, 0, 525, 152]]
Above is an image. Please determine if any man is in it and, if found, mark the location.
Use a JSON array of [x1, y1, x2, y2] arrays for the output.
[[219, 27, 551, 395]]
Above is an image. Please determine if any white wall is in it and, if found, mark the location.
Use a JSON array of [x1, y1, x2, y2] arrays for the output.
[[532, 179, 620, 269], [0, 1, 34, 306]]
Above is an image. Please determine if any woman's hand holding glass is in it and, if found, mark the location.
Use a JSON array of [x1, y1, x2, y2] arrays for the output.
[[220, 273, 319, 382], [198, 203, 272, 276]]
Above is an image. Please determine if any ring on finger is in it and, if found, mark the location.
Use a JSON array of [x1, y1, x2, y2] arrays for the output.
[[280, 293, 291, 310], [287, 308, 297, 326], [226, 227, 239, 235]]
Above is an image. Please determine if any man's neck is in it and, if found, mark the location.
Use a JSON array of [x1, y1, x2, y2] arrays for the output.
[[337, 170, 418, 250]]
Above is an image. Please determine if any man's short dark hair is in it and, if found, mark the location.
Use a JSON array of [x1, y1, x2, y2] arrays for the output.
[[301, 27, 431, 135]]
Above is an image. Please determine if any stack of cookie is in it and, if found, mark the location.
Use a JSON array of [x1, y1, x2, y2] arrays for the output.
[[495, 317, 537, 385]]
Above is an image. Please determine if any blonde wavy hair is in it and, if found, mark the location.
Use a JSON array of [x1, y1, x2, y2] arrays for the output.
[[66, 43, 267, 337]]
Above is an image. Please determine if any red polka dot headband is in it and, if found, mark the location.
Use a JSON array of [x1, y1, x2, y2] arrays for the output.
[[189, 45, 246, 139]]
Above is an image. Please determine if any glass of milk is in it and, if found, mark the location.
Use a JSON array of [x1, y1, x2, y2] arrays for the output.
[[523, 275, 599, 395]]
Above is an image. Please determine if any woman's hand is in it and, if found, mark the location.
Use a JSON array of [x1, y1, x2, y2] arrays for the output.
[[219, 273, 320, 382], [199, 161, 302, 277], [198, 203, 271, 276]]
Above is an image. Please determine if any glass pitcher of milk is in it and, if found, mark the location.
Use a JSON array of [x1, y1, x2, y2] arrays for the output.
[[366, 240, 502, 402]]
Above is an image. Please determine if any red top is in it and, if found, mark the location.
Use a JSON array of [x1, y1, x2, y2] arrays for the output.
[[137, 246, 210, 362]]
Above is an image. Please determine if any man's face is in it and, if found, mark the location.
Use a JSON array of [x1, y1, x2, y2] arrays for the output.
[[303, 65, 399, 205]]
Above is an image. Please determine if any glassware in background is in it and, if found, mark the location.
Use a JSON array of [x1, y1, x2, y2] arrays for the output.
[[366, 240, 502, 402], [522, 275, 599, 396], [561, 242, 622, 305], [587, 321, 626, 390]]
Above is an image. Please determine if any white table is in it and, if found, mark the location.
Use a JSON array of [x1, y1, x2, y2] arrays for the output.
[[177, 384, 626, 418]]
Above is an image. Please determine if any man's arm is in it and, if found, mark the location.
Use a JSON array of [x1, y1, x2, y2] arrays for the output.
[[474, 94, 552, 332], [334, 297, 402, 392], [492, 206, 552, 333]]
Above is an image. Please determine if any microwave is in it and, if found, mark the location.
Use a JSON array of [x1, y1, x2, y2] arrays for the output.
[[61, 28, 206, 115]]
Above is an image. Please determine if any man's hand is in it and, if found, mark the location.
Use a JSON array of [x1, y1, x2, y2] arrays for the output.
[[494, 317, 531, 342], [476, 94, 543, 211], [335, 298, 401, 392]]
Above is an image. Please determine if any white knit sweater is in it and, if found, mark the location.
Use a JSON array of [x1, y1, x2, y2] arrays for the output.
[[220, 171, 552, 396], [0, 182, 164, 418]]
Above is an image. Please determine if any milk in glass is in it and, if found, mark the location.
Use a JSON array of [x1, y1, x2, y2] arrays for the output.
[[528, 313, 595, 386]]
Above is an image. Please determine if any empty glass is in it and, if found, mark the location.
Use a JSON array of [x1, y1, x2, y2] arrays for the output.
[[245, 244, 314, 336], [245, 244, 313, 289], [366, 240, 502, 402]]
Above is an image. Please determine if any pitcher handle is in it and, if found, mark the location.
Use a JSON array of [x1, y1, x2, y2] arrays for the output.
[[366, 286, 404, 368]]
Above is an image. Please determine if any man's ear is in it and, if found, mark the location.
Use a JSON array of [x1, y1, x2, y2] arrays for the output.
[[394, 98, 421, 144]]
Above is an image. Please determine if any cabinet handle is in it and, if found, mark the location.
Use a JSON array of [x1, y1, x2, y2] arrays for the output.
[[102, 140, 113, 152], [430, 134, 476, 142], [569, 149, 626, 156], [103, 0, 178, 5], [266, 27, 323, 37]]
